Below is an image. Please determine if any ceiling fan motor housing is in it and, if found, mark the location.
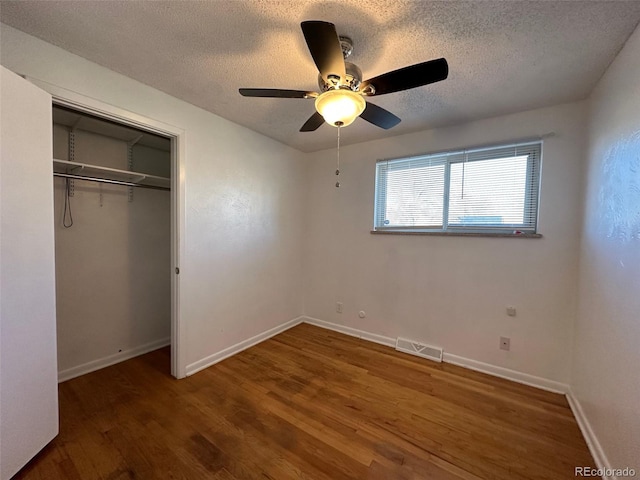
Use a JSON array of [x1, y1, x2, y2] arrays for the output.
[[339, 36, 354, 59], [318, 62, 363, 92]]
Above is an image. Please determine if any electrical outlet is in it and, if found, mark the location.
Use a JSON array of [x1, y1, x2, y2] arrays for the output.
[[506, 306, 517, 317], [500, 336, 511, 351], [336, 302, 343, 313]]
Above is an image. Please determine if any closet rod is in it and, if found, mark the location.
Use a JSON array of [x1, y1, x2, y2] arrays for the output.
[[54, 173, 170, 191]]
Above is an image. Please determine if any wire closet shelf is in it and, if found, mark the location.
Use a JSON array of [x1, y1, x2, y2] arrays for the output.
[[52, 159, 170, 191]]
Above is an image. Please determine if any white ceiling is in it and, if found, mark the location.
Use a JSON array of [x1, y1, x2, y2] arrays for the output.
[[2, 1, 640, 152]]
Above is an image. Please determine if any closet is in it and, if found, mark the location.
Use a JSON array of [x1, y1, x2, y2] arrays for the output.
[[52, 105, 172, 380]]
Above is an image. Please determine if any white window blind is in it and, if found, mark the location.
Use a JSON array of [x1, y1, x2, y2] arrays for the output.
[[374, 141, 542, 233]]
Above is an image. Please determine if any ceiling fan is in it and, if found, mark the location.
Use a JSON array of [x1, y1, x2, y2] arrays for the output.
[[239, 21, 448, 132]]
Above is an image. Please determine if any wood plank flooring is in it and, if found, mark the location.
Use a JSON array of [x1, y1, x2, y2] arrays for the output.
[[14, 323, 595, 479]]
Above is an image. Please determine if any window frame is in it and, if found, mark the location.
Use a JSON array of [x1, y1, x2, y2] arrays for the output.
[[373, 141, 543, 235]]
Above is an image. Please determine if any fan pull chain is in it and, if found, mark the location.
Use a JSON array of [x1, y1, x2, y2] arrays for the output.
[[335, 123, 342, 188]]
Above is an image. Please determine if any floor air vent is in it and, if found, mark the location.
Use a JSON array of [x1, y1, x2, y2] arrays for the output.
[[395, 338, 443, 363]]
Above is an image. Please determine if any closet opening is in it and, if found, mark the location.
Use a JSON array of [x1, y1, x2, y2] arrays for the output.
[[52, 103, 179, 381]]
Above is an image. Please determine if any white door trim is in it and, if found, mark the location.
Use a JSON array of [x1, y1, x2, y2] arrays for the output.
[[24, 75, 187, 379]]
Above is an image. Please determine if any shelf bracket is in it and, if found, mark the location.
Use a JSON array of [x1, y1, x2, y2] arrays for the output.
[[132, 175, 147, 183], [127, 144, 134, 202], [126, 135, 143, 202], [68, 129, 76, 196]]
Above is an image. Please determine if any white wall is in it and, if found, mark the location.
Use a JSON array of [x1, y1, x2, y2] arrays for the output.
[[0, 24, 306, 376], [52, 126, 171, 376], [572, 24, 640, 471], [304, 101, 586, 384]]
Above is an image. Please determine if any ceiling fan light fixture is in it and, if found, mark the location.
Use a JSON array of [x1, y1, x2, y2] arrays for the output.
[[314, 89, 366, 127]]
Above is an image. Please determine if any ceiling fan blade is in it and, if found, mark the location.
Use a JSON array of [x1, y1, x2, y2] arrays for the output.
[[300, 111, 325, 132], [301, 21, 346, 83], [239, 88, 316, 99], [360, 58, 448, 96], [360, 102, 401, 129]]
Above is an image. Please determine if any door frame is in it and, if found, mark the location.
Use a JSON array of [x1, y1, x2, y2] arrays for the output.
[[26, 76, 186, 379]]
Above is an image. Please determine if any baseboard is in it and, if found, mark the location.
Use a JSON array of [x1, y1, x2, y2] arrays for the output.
[[302, 316, 568, 394], [58, 337, 171, 383], [443, 353, 569, 394], [302, 316, 396, 347], [566, 389, 612, 479], [184, 316, 304, 377]]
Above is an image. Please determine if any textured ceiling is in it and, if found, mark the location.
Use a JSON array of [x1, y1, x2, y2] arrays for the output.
[[2, 1, 640, 152]]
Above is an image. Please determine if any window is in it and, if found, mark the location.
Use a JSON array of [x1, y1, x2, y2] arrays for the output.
[[374, 141, 542, 234]]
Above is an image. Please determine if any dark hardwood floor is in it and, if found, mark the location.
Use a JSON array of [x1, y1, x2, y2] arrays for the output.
[[15, 323, 594, 479]]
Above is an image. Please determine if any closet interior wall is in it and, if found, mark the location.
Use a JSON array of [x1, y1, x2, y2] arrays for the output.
[[52, 114, 171, 379]]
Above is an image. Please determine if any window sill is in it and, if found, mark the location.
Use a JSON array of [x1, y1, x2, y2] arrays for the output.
[[370, 230, 543, 238]]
